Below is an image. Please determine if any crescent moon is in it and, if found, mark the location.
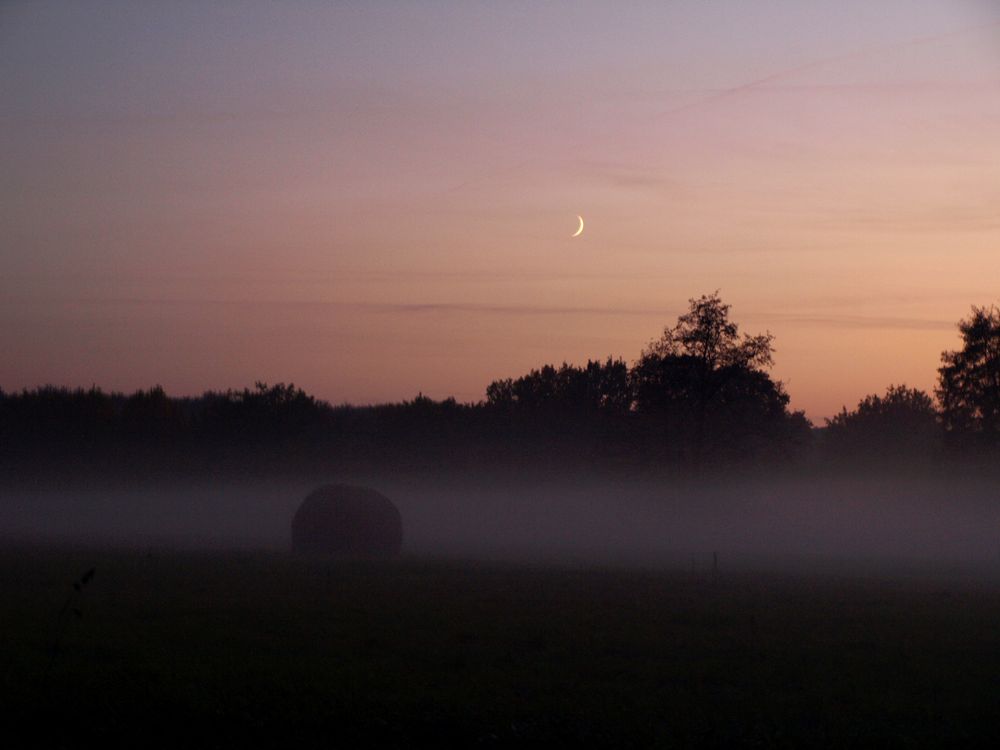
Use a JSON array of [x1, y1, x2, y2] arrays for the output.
[[571, 215, 584, 237]]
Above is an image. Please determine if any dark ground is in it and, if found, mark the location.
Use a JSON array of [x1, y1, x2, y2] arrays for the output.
[[3, 546, 1000, 748]]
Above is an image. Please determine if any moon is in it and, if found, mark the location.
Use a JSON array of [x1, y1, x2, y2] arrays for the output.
[[571, 215, 584, 237]]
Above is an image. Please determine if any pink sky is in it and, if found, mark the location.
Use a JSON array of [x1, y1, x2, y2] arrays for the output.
[[2, 1, 998, 420]]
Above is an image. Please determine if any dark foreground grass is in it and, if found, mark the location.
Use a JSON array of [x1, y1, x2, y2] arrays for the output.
[[3, 547, 1000, 747]]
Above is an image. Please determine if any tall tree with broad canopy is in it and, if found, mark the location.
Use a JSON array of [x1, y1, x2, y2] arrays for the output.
[[937, 304, 1000, 448], [632, 292, 805, 468]]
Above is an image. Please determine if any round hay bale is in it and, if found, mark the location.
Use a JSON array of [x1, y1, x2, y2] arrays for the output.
[[291, 484, 403, 557]]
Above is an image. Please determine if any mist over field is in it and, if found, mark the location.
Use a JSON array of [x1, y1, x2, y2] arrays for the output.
[[5, 473, 1000, 574]]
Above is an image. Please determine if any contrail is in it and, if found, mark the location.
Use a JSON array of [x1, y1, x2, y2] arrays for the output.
[[442, 17, 1000, 196], [649, 18, 1000, 120]]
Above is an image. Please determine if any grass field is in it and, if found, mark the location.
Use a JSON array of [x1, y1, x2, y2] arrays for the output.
[[3, 546, 1000, 747]]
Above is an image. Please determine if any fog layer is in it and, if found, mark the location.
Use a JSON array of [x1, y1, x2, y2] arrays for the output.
[[3, 475, 1000, 572]]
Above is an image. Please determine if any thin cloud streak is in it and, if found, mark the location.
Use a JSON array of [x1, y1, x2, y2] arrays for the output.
[[30, 296, 960, 331], [751, 313, 956, 332], [630, 80, 1000, 99], [1, 269, 673, 284]]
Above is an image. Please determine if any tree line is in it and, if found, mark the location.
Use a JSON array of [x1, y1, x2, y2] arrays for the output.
[[2, 293, 999, 483]]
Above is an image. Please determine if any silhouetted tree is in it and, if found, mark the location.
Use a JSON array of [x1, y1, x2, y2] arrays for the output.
[[486, 358, 629, 414], [484, 358, 630, 464], [631, 292, 792, 467], [825, 385, 940, 463], [937, 305, 1000, 449], [121, 386, 182, 438]]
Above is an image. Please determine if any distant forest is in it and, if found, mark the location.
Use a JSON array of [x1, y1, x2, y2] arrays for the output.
[[3, 293, 999, 484]]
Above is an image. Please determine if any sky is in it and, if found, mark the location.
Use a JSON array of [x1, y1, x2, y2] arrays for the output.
[[2, 0, 998, 421]]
